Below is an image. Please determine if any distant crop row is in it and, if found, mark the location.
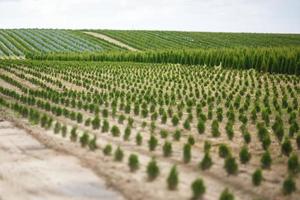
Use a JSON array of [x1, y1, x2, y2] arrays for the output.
[[0, 29, 123, 57], [27, 47, 300, 75], [94, 30, 300, 50]]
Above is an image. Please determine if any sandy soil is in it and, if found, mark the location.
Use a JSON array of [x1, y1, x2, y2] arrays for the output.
[[0, 119, 124, 200], [84, 32, 139, 51]]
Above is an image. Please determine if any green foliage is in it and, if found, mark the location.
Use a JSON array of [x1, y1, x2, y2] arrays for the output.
[[219, 188, 235, 200], [281, 137, 293, 156], [163, 141, 172, 157], [173, 129, 181, 141], [239, 146, 251, 164], [147, 158, 160, 181], [252, 168, 263, 186], [212, 120, 220, 137], [167, 165, 178, 190], [128, 154, 139, 172], [261, 151, 272, 169], [111, 125, 120, 137], [148, 135, 158, 151], [282, 176, 296, 195], [224, 156, 238, 175], [92, 115, 100, 129], [191, 178, 206, 199], [200, 152, 213, 170], [219, 144, 231, 158], [136, 132, 143, 146], [79, 131, 89, 147], [70, 127, 77, 142], [103, 144, 112, 156], [287, 153, 299, 174], [114, 146, 124, 162], [123, 126, 131, 141], [197, 119, 205, 134], [183, 143, 191, 163], [88, 135, 98, 151], [172, 115, 179, 126]]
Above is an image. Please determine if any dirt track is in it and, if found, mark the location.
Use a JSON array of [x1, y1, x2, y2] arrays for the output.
[[0, 119, 124, 200], [84, 32, 139, 51]]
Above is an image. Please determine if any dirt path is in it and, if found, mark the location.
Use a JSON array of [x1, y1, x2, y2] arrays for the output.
[[0, 119, 124, 200], [84, 32, 139, 51]]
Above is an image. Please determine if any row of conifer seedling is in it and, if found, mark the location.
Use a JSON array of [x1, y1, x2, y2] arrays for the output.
[[0, 97, 298, 199]]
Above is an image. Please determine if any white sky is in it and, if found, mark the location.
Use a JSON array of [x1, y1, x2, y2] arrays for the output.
[[0, 0, 299, 33]]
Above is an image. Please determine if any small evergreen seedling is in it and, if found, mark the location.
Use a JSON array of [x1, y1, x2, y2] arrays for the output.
[[219, 144, 231, 158], [88, 136, 97, 151], [200, 152, 212, 170], [224, 156, 238, 175], [111, 125, 120, 137], [160, 130, 168, 138], [136, 132, 143, 146], [188, 135, 195, 146], [281, 137, 292, 156], [172, 115, 179, 126], [261, 151, 272, 169], [148, 135, 158, 151], [114, 146, 124, 162], [147, 158, 160, 181], [123, 126, 131, 141], [167, 165, 178, 190], [282, 176, 296, 195], [219, 188, 234, 200], [80, 131, 89, 147], [70, 127, 77, 142], [103, 144, 112, 156], [128, 154, 139, 172], [252, 169, 263, 186], [92, 116, 100, 129], [197, 119, 205, 134], [287, 153, 299, 174], [239, 146, 251, 164], [212, 120, 220, 137], [204, 141, 211, 153], [183, 119, 191, 130], [191, 178, 206, 199], [183, 143, 191, 163], [173, 129, 181, 141], [163, 141, 172, 157], [54, 122, 61, 134], [61, 125, 67, 138]]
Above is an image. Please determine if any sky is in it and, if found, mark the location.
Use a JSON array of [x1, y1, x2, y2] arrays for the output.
[[0, 0, 299, 33]]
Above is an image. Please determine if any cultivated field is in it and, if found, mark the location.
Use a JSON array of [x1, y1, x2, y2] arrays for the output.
[[0, 58, 299, 200]]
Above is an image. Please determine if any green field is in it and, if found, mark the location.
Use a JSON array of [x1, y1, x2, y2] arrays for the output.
[[95, 30, 300, 50]]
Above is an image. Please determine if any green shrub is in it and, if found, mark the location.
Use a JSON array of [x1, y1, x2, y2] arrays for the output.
[[85, 118, 91, 126], [77, 113, 83, 123], [204, 141, 211, 153], [70, 127, 77, 142], [111, 125, 120, 137], [54, 122, 61, 134], [188, 135, 195, 146], [191, 178, 206, 199], [163, 141, 172, 157], [147, 158, 160, 181], [61, 125, 67, 137], [173, 129, 181, 141], [281, 137, 292, 156], [261, 135, 271, 150], [88, 135, 98, 151], [103, 144, 112, 156], [92, 116, 100, 129], [261, 151, 272, 169], [287, 153, 299, 174], [183, 119, 191, 130], [123, 126, 131, 141], [219, 188, 234, 200], [197, 119, 205, 134], [200, 152, 212, 170], [239, 146, 251, 164], [225, 121, 234, 140], [128, 154, 139, 172], [160, 130, 168, 138], [102, 119, 109, 132], [282, 176, 296, 195], [136, 132, 143, 146], [172, 115, 179, 126], [219, 144, 231, 158], [212, 120, 220, 137], [114, 146, 124, 161], [167, 165, 178, 190], [252, 169, 263, 186], [297, 133, 300, 149], [243, 131, 251, 144], [79, 131, 89, 147], [148, 135, 158, 151], [183, 143, 191, 163], [224, 156, 238, 175]]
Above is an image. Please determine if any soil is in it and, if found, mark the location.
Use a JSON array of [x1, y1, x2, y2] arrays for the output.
[[84, 32, 139, 51]]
